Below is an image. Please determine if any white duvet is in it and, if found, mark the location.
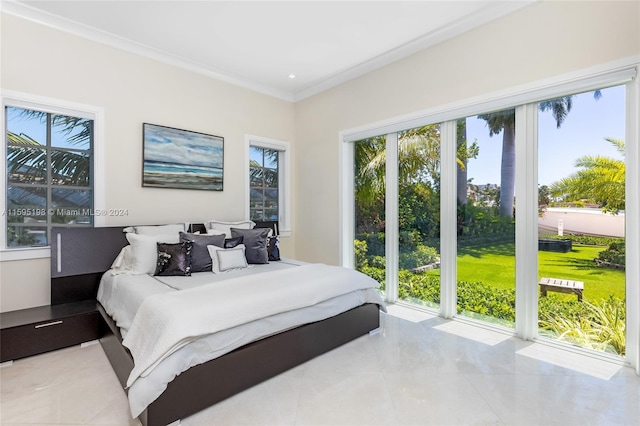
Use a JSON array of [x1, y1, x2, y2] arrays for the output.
[[97, 261, 385, 417]]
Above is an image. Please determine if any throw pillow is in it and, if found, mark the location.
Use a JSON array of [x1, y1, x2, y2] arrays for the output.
[[154, 241, 193, 276], [230, 227, 270, 264], [179, 231, 225, 272], [206, 244, 249, 273]]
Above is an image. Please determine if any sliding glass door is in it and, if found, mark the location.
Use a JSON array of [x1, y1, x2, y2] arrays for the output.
[[346, 68, 637, 368]]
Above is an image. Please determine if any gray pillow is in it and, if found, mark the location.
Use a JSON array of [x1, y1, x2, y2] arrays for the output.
[[179, 231, 225, 272], [230, 228, 270, 264]]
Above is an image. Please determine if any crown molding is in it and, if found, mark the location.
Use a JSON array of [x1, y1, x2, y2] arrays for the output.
[[292, 1, 538, 102]]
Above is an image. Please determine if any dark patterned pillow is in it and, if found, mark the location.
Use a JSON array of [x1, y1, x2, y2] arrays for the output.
[[267, 236, 280, 261], [224, 236, 244, 248], [179, 231, 225, 272], [230, 228, 270, 264], [154, 241, 193, 276]]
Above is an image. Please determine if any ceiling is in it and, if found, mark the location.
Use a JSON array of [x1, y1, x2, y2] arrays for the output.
[[4, 1, 535, 101]]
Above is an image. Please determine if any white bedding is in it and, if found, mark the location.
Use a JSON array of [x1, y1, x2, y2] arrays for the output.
[[97, 260, 385, 417]]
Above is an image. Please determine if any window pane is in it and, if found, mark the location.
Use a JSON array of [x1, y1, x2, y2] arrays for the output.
[[50, 149, 90, 186], [51, 114, 91, 150], [397, 124, 441, 309], [354, 135, 386, 293], [7, 186, 46, 209], [7, 146, 48, 184], [250, 146, 264, 166], [537, 85, 626, 356], [264, 168, 278, 188], [7, 186, 48, 223], [250, 166, 263, 187], [263, 209, 278, 221], [263, 149, 278, 169], [51, 188, 91, 207], [457, 109, 516, 328], [5, 107, 46, 146], [7, 225, 47, 247]]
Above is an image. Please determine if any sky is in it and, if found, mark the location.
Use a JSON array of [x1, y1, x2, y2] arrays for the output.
[[465, 84, 626, 187]]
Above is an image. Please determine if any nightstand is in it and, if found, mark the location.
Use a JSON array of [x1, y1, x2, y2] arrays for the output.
[[0, 300, 104, 363]]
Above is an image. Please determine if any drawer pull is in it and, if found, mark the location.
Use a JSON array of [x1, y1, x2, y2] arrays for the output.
[[35, 320, 63, 328]]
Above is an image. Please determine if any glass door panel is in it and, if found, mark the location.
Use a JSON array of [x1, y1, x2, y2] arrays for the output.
[[457, 109, 516, 328], [397, 124, 441, 309], [537, 85, 626, 356], [354, 135, 386, 293]]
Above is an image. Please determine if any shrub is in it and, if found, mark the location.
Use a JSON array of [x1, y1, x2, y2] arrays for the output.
[[456, 281, 515, 323], [596, 242, 625, 267], [359, 263, 626, 356], [399, 244, 439, 269], [538, 233, 624, 247], [354, 239, 369, 269], [539, 296, 626, 355]]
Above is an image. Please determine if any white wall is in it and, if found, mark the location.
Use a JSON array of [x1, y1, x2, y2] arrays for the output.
[[293, 0, 640, 264], [539, 208, 625, 238], [0, 13, 296, 312]]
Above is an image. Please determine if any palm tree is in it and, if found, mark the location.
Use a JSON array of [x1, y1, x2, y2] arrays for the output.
[[456, 119, 479, 205], [355, 124, 477, 207], [477, 109, 516, 217], [550, 137, 625, 214], [7, 131, 90, 185], [7, 109, 92, 185], [478, 91, 600, 218]]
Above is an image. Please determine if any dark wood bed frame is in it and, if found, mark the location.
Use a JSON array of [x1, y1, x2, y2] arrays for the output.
[[51, 226, 381, 426]]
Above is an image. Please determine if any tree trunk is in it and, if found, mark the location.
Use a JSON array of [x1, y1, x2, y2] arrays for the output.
[[456, 122, 468, 206], [500, 122, 516, 218]]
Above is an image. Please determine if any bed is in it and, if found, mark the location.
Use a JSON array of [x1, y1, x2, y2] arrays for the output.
[[51, 225, 384, 426]]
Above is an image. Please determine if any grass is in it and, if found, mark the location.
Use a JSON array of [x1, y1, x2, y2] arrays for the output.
[[426, 241, 625, 302]]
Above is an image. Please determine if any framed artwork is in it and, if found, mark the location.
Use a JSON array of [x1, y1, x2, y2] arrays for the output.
[[142, 123, 223, 191]]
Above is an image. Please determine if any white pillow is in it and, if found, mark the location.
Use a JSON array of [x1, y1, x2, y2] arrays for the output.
[[206, 244, 248, 273], [126, 232, 180, 275], [110, 245, 134, 274], [123, 223, 187, 236], [206, 220, 255, 238]]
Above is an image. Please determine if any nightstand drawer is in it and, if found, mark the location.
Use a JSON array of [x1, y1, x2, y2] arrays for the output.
[[0, 310, 102, 362]]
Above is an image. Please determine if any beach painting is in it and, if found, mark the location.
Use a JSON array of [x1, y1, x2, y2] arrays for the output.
[[143, 123, 223, 191]]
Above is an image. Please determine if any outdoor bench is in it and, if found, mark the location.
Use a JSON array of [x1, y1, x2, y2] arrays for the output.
[[539, 277, 584, 302]]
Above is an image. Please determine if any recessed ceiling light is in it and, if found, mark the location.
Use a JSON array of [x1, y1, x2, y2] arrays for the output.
[[288, 73, 296, 79]]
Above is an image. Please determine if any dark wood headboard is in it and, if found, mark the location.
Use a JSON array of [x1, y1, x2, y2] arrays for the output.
[[50, 226, 128, 305], [49, 222, 271, 305]]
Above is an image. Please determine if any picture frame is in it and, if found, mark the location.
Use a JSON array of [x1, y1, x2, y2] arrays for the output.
[[142, 123, 224, 191]]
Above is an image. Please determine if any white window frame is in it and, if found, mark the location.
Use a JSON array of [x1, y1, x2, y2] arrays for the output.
[[244, 134, 291, 237], [340, 58, 639, 372], [1, 90, 105, 261]]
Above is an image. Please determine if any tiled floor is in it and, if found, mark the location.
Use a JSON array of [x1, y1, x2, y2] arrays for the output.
[[1, 304, 639, 425]]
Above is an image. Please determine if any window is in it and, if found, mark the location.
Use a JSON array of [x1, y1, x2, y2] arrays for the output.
[[249, 146, 279, 221], [5, 106, 94, 248], [245, 135, 290, 236], [2, 92, 103, 258], [342, 64, 638, 369]]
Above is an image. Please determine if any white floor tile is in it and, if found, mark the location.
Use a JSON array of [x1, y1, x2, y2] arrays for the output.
[[1, 305, 638, 426]]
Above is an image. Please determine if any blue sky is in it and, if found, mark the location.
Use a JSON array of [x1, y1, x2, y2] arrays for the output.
[[465, 84, 626, 186]]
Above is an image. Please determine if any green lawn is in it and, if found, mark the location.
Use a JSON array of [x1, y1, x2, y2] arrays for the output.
[[427, 242, 625, 302]]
